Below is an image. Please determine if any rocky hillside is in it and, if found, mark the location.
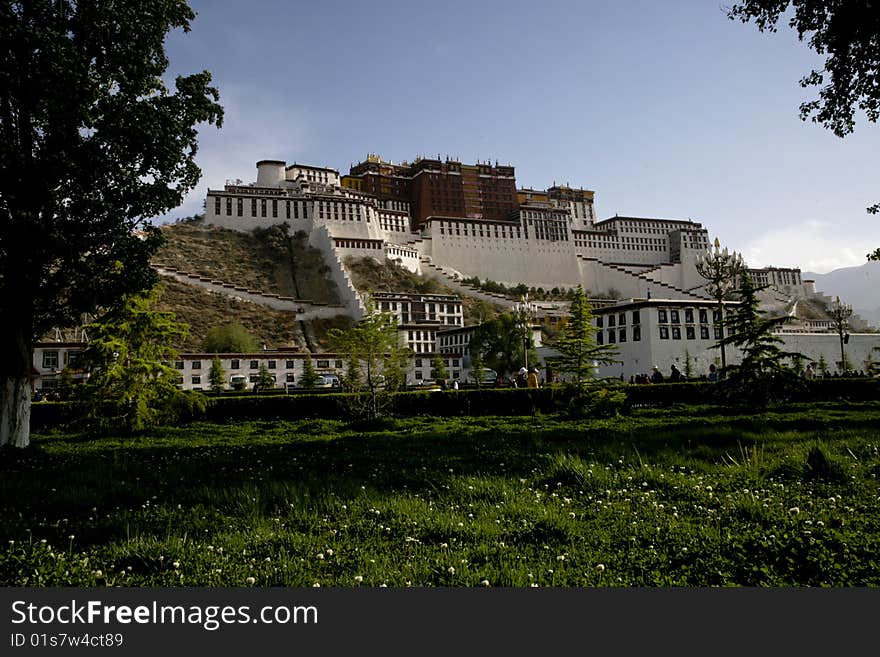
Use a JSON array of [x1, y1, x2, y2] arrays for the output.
[[151, 218, 351, 351]]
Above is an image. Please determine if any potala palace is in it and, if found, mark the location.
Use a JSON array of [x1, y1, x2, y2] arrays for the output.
[[32, 155, 880, 392]]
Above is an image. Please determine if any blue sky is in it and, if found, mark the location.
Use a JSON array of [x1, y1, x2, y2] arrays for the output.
[[162, 0, 880, 274]]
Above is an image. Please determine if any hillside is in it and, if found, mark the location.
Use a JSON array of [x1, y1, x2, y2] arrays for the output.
[[345, 256, 502, 325], [804, 261, 880, 328], [151, 219, 351, 351], [154, 219, 340, 304], [156, 278, 306, 351]]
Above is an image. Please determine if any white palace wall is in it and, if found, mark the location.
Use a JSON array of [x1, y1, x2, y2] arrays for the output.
[[424, 228, 582, 289]]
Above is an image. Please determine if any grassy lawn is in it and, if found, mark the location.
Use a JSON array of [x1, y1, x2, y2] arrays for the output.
[[2, 402, 879, 587]]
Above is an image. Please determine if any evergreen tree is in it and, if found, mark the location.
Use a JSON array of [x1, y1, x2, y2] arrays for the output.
[[715, 272, 806, 406], [79, 286, 205, 432], [431, 354, 449, 386], [342, 358, 362, 392], [256, 363, 275, 392], [299, 358, 319, 390], [469, 351, 485, 389], [552, 286, 618, 389], [208, 356, 226, 395]]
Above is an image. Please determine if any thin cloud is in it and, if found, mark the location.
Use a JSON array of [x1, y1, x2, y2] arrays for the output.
[[742, 220, 880, 274]]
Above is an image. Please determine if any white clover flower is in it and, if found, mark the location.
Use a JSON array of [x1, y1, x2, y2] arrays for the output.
[[326, 548, 334, 556], [354, 575, 363, 583], [94, 570, 103, 578], [440, 542, 448, 548], [788, 507, 800, 515], [481, 580, 490, 587], [447, 566, 455, 575], [313, 582, 320, 587], [316, 553, 325, 560], [556, 555, 566, 561], [172, 561, 180, 569], [596, 564, 605, 572], [245, 577, 256, 585]]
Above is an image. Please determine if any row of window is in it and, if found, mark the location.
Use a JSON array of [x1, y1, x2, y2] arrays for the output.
[[659, 326, 732, 340], [658, 308, 731, 325], [596, 311, 641, 328], [597, 326, 642, 344], [41, 351, 82, 369], [175, 359, 343, 371], [214, 196, 308, 220]]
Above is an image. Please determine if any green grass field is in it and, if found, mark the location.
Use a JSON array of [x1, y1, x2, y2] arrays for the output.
[[2, 402, 879, 587]]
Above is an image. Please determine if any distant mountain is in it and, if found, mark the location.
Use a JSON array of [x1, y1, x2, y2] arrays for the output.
[[803, 261, 880, 328]]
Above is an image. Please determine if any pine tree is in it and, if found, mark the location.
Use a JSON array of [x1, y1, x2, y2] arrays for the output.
[[79, 286, 206, 432], [299, 358, 319, 390], [552, 286, 618, 389], [715, 272, 806, 405], [469, 351, 485, 389], [431, 354, 449, 386], [256, 364, 275, 392], [208, 356, 226, 395]]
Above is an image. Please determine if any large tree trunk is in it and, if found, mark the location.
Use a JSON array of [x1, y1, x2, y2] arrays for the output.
[[0, 319, 33, 448], [0, 377, 31, 448]]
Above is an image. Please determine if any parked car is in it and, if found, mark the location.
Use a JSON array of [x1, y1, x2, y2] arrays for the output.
[[469, 367, 497, 386]]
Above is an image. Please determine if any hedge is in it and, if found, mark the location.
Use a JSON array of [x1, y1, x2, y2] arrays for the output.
[[28, 378, 879, 428]]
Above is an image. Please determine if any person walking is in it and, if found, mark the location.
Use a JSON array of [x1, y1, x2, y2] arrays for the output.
[[708, 363, 718, 382], [670, 364, 682, 382], [804, 363, 815, 381], [526, 367, 539, 389], [650, 366, 664, 384]]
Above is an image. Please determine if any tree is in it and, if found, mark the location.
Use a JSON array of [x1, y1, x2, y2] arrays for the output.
[[203, 322, 258, 353], [469, 351, 486, 389], [551, 286, 618, 388], [0, 1, 223, 447], [469, 314, 536, 378], [208, 356, 226, 395], [78, 286, 205, 432], [431, 354, 449, 386], [829, 296, 853, 372], [255, 364, 274, 393], [329, 300, 410, 421], [727, 1, 880, 256], [715, 272, 807, 406], [299, 358, 319, 390], [694, 239, 745, 372], [683, 349, 694, 380]]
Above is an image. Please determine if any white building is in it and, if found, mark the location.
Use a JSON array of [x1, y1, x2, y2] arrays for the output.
[[575, 298, 880, 381]]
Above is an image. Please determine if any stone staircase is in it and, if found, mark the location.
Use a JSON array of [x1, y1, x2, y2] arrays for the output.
[[577, 255, 704, 300], [418, 256, 515, 308]]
